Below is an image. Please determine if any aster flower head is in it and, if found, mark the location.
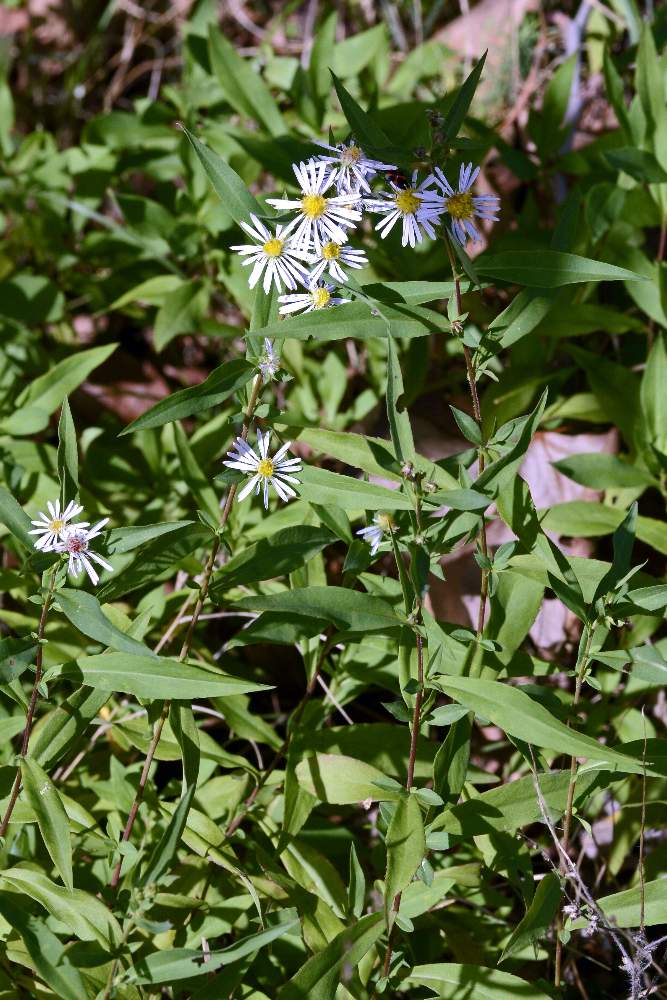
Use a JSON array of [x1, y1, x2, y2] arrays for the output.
[[366, 171, 444, 248], [278, 280, 350, 316], [224, 430, 302, 509], [230, 214, 309, 294], [308, 240, 368, 284], [266, 159, 361, 254], [30, 498, 87, 552], [357, 512, 395, 556], [257, 338, 280, 383], [313, 139, 396, 194], [431, 163, 500, 246], [54, 519, 112, 587]]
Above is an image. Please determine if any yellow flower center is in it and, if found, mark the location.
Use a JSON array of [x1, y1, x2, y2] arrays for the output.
[[50, 518, 64, 533], [322, 242, 340, 260], [395, 189, 421, 215], [301, 193, 327, 219], [341, 144, 362, 165], [257, 458, 274, 478], [262, 238, 283, 257], [377, 513, 394, 531], [446, 191, 474, 220], [310, 287, 331, 309]]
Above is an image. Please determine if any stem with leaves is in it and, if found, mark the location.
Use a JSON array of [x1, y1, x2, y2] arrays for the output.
[[0, 566, 58, 837], [444, 237, 489, 637], [109, 374, 263, 889], [554, 619, 596, 987]]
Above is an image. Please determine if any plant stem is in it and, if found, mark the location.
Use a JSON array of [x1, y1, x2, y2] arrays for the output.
[[381, 631, 424, 981], [109, 374, 263, 889], [554, 621, 595, 987], [444, 237, 489, 638], [0, 567, 57, 837]]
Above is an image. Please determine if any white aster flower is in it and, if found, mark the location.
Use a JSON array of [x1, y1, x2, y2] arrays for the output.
[[430, 163, 500, 245], [257, 338, 280, 383], [230, 215, 309, 293], [54, 520, 112, 586], [308, 240, 368, 284], [224, 430, 302, 509], [30, 498, 87, 552], [357, 513, 394, 556], [278, 281, 350, 316], [366, 171, 444, 248], [313, 139, 396, 194], [266, 159, 361, 254]]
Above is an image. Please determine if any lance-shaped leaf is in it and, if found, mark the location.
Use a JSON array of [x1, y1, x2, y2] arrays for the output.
[[296, 465, 413, 511], [179, 125, 266, 226], [384, 794, 425, 922], [20, 757, 73, 891], [57, 397, 78, 507], [500, 873, 561, 963], [475, 250, 647, 287], [56, 588, 154, 657], [234, 586, 402, 633], [210, 525, 334, 596], [407, 963, 552, 999], [440, 52, 487, 142], [208, 26, 285, 136], [386, 334, 415, 467]]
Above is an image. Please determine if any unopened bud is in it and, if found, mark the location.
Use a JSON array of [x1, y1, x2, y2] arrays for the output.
[[401, 461, 415, 479], [423, 480, 437, 494]]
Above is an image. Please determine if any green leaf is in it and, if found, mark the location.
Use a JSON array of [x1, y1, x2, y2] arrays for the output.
[[153, 280, 205, 352], [500, 873, 561, 962], [56, 588, 154, 657], [179, 125, 266, 226], [428, 488, 491, 511], [234, 586, 402, 633], [450, 405, 481, 446], [0, 486, 34, 549], [57, 653, 272, 700], [252, 299, 442, 342], [97, 524, 210, 602], [296, 465, 413, 511], [208, 27, 285, 136], [348, 842, 365, 919], [640, 333, 667, 454], [431, 770, 598, 837], [0, 637, 37, 684], [616, 585, 667, 614], [476, 250, 647, 288], [173, 421, 219, 522], [591, 646, 667, 687], [604, 148, 667, 183], [277, 912, 384, 1000], [141, 785, 196, 887], [3, 344, 117, 436], [295, 754, 403, 804], [441, 52, 487, 143], [0, 867, 123, 952], [435, 676, 648, 773], [407, 963, 551, 999], [57, 398, 78, 507], [553, 453, 656, 490], [0, 896, 87, 1000], [110, 274, 185, 310], [384, 794, 425, 920], [330, 71, 391, 152], [106, 521, 195, 554], [568, 344, 640, 448], [386, 335, 415, 467], [120, 359, 254, 434], [29, 686, 110, 770], [20, 757, 73, 890], [210, 525, 334, 596], [570, 878, 667, 930], [129, 916, 299, 984]]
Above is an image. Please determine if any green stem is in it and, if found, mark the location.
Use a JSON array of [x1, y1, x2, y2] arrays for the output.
[[0, 566, 57, 837]]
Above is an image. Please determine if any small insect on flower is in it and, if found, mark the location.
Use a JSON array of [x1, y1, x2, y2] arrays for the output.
[[278, 281, 350, 316], [366, 171, 444, 248], [257, 338, 280, 383], [430, 163, 500, 246], [266, 159, 361, 254], [356, 512, 395, 556], [55, 519, 113, 587], [313, 139, 396, 194], [230, 214, 309, 293], [224, 430, 302, 509], [30, 498, 87, 552], [308, 241, 368, 284]]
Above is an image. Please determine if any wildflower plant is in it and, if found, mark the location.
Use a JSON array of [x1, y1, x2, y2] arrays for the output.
[[0, 15, 666, 1000]]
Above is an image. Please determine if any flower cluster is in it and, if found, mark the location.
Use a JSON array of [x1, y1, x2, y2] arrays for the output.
[[232, 141, 500, 318], [30, 498, 112, 586]]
